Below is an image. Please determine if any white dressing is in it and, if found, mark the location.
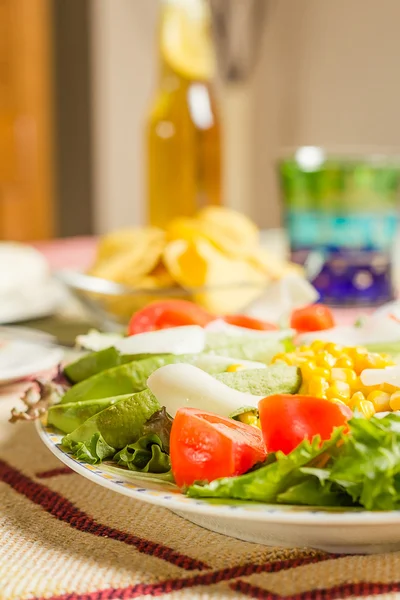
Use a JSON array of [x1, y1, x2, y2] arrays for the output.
[[205, 319, 294, 340], [360, 366, 400, 388], [147, 363, 263, 417], [76, 325, 206, 355], [298, 316, 400, 347]]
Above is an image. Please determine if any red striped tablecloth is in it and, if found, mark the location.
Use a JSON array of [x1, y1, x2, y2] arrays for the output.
[[2, 383, 400, 600]]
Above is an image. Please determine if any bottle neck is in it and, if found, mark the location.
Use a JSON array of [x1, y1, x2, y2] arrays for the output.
[[157, 0, 213, 88]]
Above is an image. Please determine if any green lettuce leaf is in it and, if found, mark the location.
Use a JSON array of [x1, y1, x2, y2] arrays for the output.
[[114, 433, 171, 474], [63, 432, 116, 464], [276, 476, 352, 507], [142, 407, 173, 453], [330, 414, 400, 510], [103, 464, 176, 485], [189, 414, 400, 510], [62, 389, 161, 453], [188, 428, 343, 502]]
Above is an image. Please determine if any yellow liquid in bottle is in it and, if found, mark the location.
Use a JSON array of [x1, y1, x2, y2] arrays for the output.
[[147, 0, 221, 228]]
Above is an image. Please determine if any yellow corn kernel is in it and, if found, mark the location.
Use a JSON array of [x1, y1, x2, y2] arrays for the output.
[[324, 343, 344, 357], [326, 381, 351, 402], [297, 348, 315, 357], [389, 391, 400, 411], [330, 367, 358, 387], [299, 345, 310, 352], [311, 340, 326, 352], [300, 360, 317, 380], [363, 352, 394, 370], [353, 376, 374, 397], [334, 355, 354, 369], [349, 347, 370, 374], [300, 353, 317, 362], [367, 390, 391, 412], [349, 391, 366, 409], [282, 354, 296, 365], [381, 383, 399, 394], [292, 356, 309, 365], [348, 346, 368, 360], [380, 353, 396, 366], [313, 366, 331, 380], [238, 412, 259, 427], [226, 364, 245, 373], [315, 350, 336, 369], [271, 353, 286, 364], [308, 376, 329, 398], [357, 400, 376, 419]]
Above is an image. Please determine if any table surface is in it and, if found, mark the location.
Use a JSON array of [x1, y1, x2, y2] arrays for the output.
[[1, 236, 400, 600]]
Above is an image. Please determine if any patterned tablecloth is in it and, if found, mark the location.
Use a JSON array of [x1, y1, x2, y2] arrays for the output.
[[1, 237, 400, 600]]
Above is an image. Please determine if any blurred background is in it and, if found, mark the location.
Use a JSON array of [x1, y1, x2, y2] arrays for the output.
[[3, 0, 400, 241]]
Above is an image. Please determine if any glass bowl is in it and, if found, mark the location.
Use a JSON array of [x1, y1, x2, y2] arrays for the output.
[[56, 269, 270, 332]]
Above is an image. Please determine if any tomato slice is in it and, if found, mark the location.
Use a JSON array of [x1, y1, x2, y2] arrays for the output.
[[258, 394, 351, 455], [222, 315, 278, 331], [128, 300, 215, 335], [170, 407, 267, 488], [290, 304, 335, 332]]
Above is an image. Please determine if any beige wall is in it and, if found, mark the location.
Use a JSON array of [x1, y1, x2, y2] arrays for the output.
[[90, 0, 158, 233], [91, 0, 400, 232], [254, 0, 400, 228]]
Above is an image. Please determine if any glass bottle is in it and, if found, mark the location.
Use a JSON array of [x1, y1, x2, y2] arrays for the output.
[[147, 0, 222, 228]]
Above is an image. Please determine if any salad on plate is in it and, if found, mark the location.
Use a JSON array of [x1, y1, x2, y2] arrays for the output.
[[11, 298, 400, 512]]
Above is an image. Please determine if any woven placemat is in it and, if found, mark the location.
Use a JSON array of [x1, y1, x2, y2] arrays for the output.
[[2, 386, 400, 599]]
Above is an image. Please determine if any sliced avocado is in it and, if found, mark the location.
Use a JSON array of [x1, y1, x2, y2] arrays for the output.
[[63, 347, 160, 384], [47, 394, 132, 434], [216, 364, 301, 397], [365, 341, 400, 359], [62, 389, 160, 455], [61, 355, 172, 403], [61, 352, 248, 404], [206, 338, 285, 365]]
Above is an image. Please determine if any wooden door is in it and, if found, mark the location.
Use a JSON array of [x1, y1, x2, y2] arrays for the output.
[[0, 0, 54, 241]]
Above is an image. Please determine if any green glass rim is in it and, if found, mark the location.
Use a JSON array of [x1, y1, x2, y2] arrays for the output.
[[277, 146, 400, 169]]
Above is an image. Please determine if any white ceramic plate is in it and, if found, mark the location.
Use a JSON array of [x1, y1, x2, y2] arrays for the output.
[[37, 421, 400, 554], [0, 340, 63, 384], [0, 280, 65, 325]]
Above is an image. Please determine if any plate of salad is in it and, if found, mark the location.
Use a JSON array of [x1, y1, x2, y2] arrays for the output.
[[12, 299, 400, 554]]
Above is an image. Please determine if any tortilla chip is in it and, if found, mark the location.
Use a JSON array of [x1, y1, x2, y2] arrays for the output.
[[89, 230, 166, 285], [196, 206, 260, 250], [95, 227, 165, 263], [163, 238, 267, 314]]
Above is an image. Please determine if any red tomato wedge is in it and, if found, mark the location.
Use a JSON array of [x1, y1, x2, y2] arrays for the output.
[[127, 300, 214, 334], [258, 394, 352, 455], [170, 408, 267, 488], [290, 304, 335, 332], [222, 315, 278, 331]]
